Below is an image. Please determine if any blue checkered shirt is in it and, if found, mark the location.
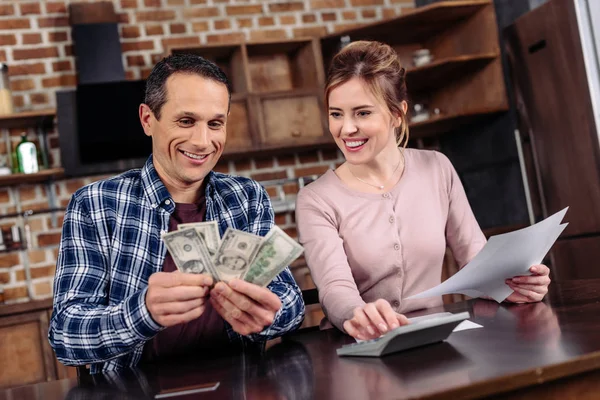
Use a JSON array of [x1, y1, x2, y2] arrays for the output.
[[49, 156, 305, 373]]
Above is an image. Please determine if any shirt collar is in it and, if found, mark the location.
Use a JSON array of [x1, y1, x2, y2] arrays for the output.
[[141, 155, 216, 211]]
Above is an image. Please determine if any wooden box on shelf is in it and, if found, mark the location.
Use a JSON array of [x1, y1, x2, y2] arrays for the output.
[[321, 0, 509, 139], [168, 38, 331, 156]]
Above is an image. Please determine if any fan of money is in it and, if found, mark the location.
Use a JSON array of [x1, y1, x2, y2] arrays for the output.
[[162, 222, 304, 287]]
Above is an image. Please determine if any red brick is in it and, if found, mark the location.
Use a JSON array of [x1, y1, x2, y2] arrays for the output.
[[14, 269, 25, 281], [184, 7, 219, 18], [64, 44, 74, 56], [277, 155, 297, 166], [19, 186, 37, 201], [190, 0, 208, 3], [0, 19, 31, 30], [265, 186, 277, 197], [121, 26, 140, 38], [254, 157, 274, 169], [382, 8, 398, 19], [283, 227, 297, 239], [310, 0, 344, 8], [342, 10, 357, 20], [141, 69, 152, 79], [333, 23, 362, 32], [20, 3, 41, 15], [127, 55, 146, 67], [121, 0, 138, 9], [144, 0, 161, 6], [294, 165, 329, 177], [0, 50, 5, 62], [167, 0, 185, 5], [206, 32, 245, 44], [250, 29, 287, 41], [302, 14, 317, 23], [46, 1, 67, 14], [121, 41, 155, 52], [0, 4, 14, 15], [225, 5, 263, 16], [213, 160, 229, 173], [38, 232, 62, 247], [65, 179, 86, 195], [10, 79, 35, 92], [9, 63, 45, 76], [234, 159, 251, 172], [0, 34, 16, 46], [361, 8, 376, 18], [237, 18, 253, 28], [4, 286, 28, 302], [279, 15, 296, 25], [38, 16, 69, 28], [42, 74, 77, 88], [145, 25, 164, 36], [28, 250, 47, 264], [0, 272, 8, 284], [22, 33, 42, 45], [293, 26, 327, 38], [0, 189, 9, 204], [162, 36, 201, 51], [297, 150, 319, 164], [321, 148, 341, 160], [321, 12, 337, 21], [119, 12, 131, 24], [170, 23, 187, 34], [269, 2, 304, 12], [33, 281, 52, 297], [213, 20, 231, 30], [390, 0, 413, 5], [30, 265, 56, 279], [191, 21, 210, 32], [52, 60, 72, 72], [30, 93, 48, 105], [283, 182, 299, 194], [0, 253, 20, 268], [251, 170, 287, 181], [258, 16, 275, 27], [136, 10, 175, 22], [275, 213, 287, 225], [48, 31, 68, 42]]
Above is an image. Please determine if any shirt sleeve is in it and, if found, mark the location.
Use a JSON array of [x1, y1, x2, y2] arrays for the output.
[[435, 152, 487, 268], [245, 182, 305, 342], [295, 187, 366, 332], [48, 194, 162, 366]]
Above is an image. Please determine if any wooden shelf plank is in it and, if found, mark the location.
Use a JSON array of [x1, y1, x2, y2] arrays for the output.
[[321, 0, 491, 51], [0, 109, 55, 130], [0, 168, 64, 187], [407, 53, 498, 93], [409, 107, 508, 138]]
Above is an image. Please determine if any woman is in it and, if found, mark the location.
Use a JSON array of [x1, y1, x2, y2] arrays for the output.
[[295, 41, 551, 341]]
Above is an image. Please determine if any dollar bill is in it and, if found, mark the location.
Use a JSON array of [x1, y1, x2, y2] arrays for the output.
[[213, 228, 263, 282], [243, 226, 304, 287], [162, 228, 220, 279], [178, 221, 221, 259]]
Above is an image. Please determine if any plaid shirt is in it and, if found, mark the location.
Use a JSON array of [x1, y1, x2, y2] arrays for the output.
[[49, 156, 305, 373]]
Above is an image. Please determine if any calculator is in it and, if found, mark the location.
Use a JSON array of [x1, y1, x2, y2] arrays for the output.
[[336, 311, 470, 357]]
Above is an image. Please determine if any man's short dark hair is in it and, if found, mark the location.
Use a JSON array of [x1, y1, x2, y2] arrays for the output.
[[145, 53, 232, 120]]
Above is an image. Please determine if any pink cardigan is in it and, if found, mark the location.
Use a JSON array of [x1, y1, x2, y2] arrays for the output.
[[295, 149, 486, 331]]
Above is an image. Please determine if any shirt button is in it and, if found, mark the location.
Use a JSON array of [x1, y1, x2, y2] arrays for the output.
[[382, 193, 390, 199], [394, 244, 400, 251], [389, 216, 394, 223], [160, 229, 167, 236], [165, 199, 171, 205], [392, 300, 400, 308], [151, 203, 157, 209]]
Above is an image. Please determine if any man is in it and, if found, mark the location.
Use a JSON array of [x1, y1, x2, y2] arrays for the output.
[[49, 54, 305, 373]]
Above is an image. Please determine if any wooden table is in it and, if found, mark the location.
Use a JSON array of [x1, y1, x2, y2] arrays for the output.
[[2, 280, 600, 400]]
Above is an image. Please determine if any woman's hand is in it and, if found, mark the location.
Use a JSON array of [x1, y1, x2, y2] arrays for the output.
[[505, 264, 551, 303], [342, 299, 409, 340]]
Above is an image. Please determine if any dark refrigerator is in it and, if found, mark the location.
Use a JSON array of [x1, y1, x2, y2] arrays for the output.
[[504, 0, 600, 281]]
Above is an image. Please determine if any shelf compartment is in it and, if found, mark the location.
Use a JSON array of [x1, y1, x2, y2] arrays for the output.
[[409, 107, 508, 138], [246, 38, 325, 93], [226, 96, 255, 149], [0, 109, 55, 130], [169, 44, 249, 93]]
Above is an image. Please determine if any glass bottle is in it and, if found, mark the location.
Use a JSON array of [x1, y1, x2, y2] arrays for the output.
[[16, 134, 39, 174], [0, 63, 14, 115]]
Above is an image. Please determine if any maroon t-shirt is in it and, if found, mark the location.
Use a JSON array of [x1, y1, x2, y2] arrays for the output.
[[143, 194, 228, 362]]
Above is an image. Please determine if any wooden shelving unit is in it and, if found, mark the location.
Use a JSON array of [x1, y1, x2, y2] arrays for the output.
[[0, 168, 64, 187], [409, 107, 507, 138], [0, 109, 55, 129]]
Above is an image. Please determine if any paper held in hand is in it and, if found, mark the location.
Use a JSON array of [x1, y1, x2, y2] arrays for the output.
[[405, 207, 569, 303], [162, 222, 304, 287]]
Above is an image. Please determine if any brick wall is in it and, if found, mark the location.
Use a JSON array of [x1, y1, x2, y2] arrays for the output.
[[0, 0, 414, 305]]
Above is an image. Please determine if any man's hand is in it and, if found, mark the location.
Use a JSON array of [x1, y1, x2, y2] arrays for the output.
[[505, 264, 551, 303], [210, 279, 282, 336], [146, 272, 213, 327], [343, 299, 409, 341]]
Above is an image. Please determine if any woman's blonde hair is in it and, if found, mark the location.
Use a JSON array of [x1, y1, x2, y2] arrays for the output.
[[325, 40, 409, 147]]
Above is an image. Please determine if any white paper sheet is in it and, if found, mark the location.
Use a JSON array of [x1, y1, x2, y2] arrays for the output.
[[405, 207, 569, 303]]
